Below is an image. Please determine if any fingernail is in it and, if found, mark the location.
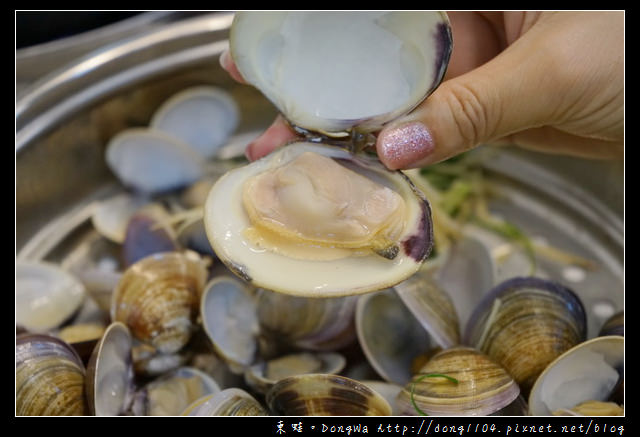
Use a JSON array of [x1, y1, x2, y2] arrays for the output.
[[378, 122, 435, 169], [245, 141, 256, 161], [219, 49, 231, 70]]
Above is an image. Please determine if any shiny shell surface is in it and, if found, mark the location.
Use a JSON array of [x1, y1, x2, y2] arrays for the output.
[[396, 347, 520, 416], [266, 373, 392, 416], [230, 11, 452, 135]]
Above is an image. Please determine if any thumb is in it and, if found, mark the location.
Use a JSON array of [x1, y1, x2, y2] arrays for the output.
[[376, 33, 554, 169]]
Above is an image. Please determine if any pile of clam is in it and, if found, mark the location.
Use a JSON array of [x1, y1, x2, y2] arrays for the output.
[[16, 11, 623, 416]]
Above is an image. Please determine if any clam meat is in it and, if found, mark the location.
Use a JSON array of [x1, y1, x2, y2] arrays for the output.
[[204, 143, 433, 297]]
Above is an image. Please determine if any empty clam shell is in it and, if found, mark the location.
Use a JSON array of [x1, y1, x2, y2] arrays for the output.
[[245, 352, 346, 395], [528, 335, 624, 416], [356, 287, 434, 385], [105, 128, 205, 194], [131, 366, 221, 416], [360, 380, 403, 415], [16, 261, 86, 333], [86, 322, 134, 416], [201, 275, 259, 374], [121, 203, 180, 267], [266, 373, 392, 416], [434, 234, 496, 330], [182, 388, 268, 416], [230, 11, 452, 135], [111, 251, 209, 354], [464, 277, 587, 395], [91, 193, 149, 244], [394, 269, 460, 348], [150, 86, 239, 158], [16, 334, 87, 416], [396, 347, 520, 416]]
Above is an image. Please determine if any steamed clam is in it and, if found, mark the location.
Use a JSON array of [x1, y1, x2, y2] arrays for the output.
[[266, 373, 392, 416], [203, 11, 453, 297], [464, 277, 587, 395], [16, 334, 87, 416], [111, 251, 209, 354], [396, 346, 521, 416]]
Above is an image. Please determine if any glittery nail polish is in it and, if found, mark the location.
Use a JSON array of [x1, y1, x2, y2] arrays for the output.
[[378, 122, 434, 170]]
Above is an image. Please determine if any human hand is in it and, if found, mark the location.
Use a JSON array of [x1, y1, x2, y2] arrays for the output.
[[220, 11, 623, 168]]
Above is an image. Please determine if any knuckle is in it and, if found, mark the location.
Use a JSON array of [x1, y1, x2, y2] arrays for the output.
[[441, 81, 492, 148]]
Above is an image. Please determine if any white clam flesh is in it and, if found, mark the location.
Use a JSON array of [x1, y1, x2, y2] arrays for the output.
[[204, 143, 432, 297], [150, 86, 239, 158], [230, 11, 452, 135]]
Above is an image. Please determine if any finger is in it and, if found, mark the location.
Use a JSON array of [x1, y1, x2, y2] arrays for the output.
[[376, 22, 559, 169], [444, 11, 506, 78], [219, 49, 246, 84], [246, 115, 301, 161]]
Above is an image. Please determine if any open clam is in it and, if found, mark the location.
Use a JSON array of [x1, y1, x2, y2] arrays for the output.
[[203, 11, 453, 297], [528, 335, 624, 416], [205, 143, 433, 297], [230, 11, 452, 136], [200, 275, 260, 374], [85, 322, 135, 416], [106, 128, 206, 194], [244, 351, 346, 395], [150, 86, 239, 159], [16, 261, 86, 333]]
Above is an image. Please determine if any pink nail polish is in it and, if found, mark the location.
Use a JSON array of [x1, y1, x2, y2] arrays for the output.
[[379, 122, 434, 169]]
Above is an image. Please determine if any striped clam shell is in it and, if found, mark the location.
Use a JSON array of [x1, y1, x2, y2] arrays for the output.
[[111, 251, 208, 354], [396, 346, 520, 416]]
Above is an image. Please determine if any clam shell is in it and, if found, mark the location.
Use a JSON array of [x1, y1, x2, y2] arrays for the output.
[[16, 334, 87, 416], [245, 352, 346, 395], [201, 275, 259, 373], [204, 142, 433, 297], [394, 269, 460, 348], [256, 288, 358, 352], [356, 287, 433, 385], [230, 11, 452, 135], [464, 277, 587, 395], [182, 388, 268, 416], [16, 261, 86, 333], [105, 128, 205, 194], [131, 366, 221, 416], [150, 86, 239, 158], [121, 203, 180, 267], [599, 310, 624, 337], [91, 193, 149, 244], [434, 234, 496, 330], [266, 373, 392, 416], [111, 251, 208, 354], [86, 322, 134, 416], [396, 347, 520, 416], [528, 335, 624, 416]]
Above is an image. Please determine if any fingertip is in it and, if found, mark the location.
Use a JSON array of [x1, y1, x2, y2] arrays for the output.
[[219, 49, 246, 83], [377, 121, 436, 170]]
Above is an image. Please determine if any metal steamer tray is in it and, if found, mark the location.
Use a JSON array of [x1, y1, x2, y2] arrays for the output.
[[17, 12, 623, 378]]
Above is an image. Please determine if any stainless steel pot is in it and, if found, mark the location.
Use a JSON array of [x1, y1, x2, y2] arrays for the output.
[[16, 12, 623, 339]]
